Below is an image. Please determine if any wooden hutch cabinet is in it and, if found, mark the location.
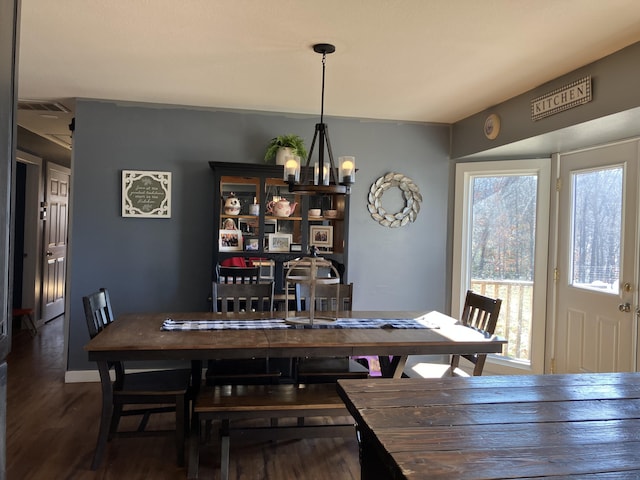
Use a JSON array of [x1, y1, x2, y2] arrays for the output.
[[210, 161, 350, 295]]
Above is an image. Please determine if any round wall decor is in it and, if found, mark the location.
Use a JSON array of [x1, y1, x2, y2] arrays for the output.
[[484, 113, 501, 140], [367, 172, 422, 228]]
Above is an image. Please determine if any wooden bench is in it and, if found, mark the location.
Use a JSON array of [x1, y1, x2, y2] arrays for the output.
[[187, 383, 354, 480]]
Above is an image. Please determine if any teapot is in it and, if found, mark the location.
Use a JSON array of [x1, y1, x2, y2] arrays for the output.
[[266, 198, 298, 217], [224, 193, 241, 215]]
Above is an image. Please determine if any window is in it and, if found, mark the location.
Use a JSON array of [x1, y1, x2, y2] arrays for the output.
[[452, 159, 550, 374]]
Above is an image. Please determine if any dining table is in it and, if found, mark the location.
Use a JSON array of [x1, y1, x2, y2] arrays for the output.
[[337, 372, 640, 480], [84, 310, 506, 378]]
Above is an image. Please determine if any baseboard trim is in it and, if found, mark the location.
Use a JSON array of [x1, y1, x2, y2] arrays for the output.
[[65, 368, 150, 383], [65, 370, 101, 383]]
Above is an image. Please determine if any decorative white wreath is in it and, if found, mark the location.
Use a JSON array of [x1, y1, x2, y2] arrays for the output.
[[367, 172, 422, 227]]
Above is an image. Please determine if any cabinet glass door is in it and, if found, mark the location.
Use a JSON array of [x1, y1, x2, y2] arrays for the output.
[[220, 176, 260, 252]]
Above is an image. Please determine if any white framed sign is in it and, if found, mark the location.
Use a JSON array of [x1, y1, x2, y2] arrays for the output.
[[122, 170, 171, 218]]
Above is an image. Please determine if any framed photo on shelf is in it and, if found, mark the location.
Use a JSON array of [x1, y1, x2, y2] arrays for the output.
[[219, 229, 243, 251], [268, 233, 292, 252], [264, 219, 277, 234], [238, 217, 259, 234], [244, 237, 260, 251], [310, 225, 333, 248], [221, 218, 238, 230]]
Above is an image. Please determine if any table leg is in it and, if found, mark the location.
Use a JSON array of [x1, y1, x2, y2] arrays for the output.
[[220, 419, 231, 480], [187, 412, 200, 479], [359, 427, 394, 480], [378, 355, 408, 378], [92, 361, 114, 470]]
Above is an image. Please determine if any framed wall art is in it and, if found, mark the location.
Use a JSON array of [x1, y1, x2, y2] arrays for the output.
[[310, 225, 333, 249], [219, 229, 243, 251], [268, 233, 292, 252], [122, 170, 172, 218]]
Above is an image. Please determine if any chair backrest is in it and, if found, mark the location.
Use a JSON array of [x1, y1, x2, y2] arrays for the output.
[[83, 288, 115, 339], [212, 282, 274, 313], [217, 265, 260, 284], [452, 290, 502, 376], [82, 288, 126, 385], [295, 283, 353, 312]]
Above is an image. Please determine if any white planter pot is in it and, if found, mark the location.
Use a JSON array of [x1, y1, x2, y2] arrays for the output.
[[275, 147, 294, 166]]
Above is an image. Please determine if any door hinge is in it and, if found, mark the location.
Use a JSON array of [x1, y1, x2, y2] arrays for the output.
[[554, 267, 559, 282], [550, 358, 556, 374], [556, 178, 562, 191]]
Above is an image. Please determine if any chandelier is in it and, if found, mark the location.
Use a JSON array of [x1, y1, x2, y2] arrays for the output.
[[284, 43, 356, 195]]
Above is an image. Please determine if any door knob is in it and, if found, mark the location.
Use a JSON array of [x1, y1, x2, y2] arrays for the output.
[[618, 303, 631, 312]]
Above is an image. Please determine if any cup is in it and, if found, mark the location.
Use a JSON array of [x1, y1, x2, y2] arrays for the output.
[[249, 204, 259, 216], [325, 209, 338, 218], [309, 208, 321, 217]]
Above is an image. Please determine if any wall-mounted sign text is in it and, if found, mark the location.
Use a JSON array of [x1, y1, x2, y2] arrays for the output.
[[531, 76, 591, 121], [122, 170, 172, 218]]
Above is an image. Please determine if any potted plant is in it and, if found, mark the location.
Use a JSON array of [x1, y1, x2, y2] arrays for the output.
[[264, 134, 308, 165]]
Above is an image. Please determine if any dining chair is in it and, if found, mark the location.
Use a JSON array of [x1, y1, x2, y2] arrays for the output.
[[294, 283, 370, 383], [295, 281, 353, 312], [211, 281, 273, 313], [216, 264, 260, 284], [405, 290, 502, 378], [205, 282, 284, 386], [83, 288, 192, 469]]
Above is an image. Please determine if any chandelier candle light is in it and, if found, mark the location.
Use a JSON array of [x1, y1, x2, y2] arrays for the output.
[[285, 43, 356, 195]]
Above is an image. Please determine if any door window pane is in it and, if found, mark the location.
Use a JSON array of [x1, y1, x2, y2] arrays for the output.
[[570, 167, 623, 294], [470, 175, 537, 362]]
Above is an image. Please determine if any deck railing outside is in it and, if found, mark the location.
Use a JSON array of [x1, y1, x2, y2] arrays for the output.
[[470, 280, 533, 362]]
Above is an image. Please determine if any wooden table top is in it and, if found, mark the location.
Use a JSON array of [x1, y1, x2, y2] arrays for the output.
[[337, 372, 640, 479], [84, 310, 505, 362]]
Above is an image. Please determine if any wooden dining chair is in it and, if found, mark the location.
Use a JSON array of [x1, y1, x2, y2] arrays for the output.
[[211, 281, 273, 313], [295, 282, 353, 312], [216, 265, 260, 284], [205, 282, 284, 386], [83, 288, 192, 469], [405, 290, 502, 378], [294, 283, 370, 383]]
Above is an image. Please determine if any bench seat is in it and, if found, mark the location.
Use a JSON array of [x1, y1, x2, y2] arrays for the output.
[[188, 383, 354, 480]]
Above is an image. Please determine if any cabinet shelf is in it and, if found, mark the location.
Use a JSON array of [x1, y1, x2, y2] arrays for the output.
[[265, 215, 303, 221], [210, 161, 350, 295]]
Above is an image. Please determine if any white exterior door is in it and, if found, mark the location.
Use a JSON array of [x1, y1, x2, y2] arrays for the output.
[[554, 140, 639, 373]]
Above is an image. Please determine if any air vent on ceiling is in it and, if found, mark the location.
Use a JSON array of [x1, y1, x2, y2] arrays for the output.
[[18, 100, 71, 113]]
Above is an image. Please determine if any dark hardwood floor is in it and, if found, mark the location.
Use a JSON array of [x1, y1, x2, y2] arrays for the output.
[[6, 317, 360, 479]]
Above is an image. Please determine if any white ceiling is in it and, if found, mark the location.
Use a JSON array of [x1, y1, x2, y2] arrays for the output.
[[16, 0, 640, 150]]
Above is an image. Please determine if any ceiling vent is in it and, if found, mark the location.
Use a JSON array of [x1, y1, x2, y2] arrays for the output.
[[18, 100, 71, 113]]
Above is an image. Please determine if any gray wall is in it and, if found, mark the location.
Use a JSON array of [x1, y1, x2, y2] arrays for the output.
[[452, 41, 640, 160], [67, 100, 450, 371]]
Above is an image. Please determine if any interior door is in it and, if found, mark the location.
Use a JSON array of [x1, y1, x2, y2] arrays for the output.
[[42, 163, 70, 322], [15, 151, 43, 321], [555, 140, 639, 373]]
